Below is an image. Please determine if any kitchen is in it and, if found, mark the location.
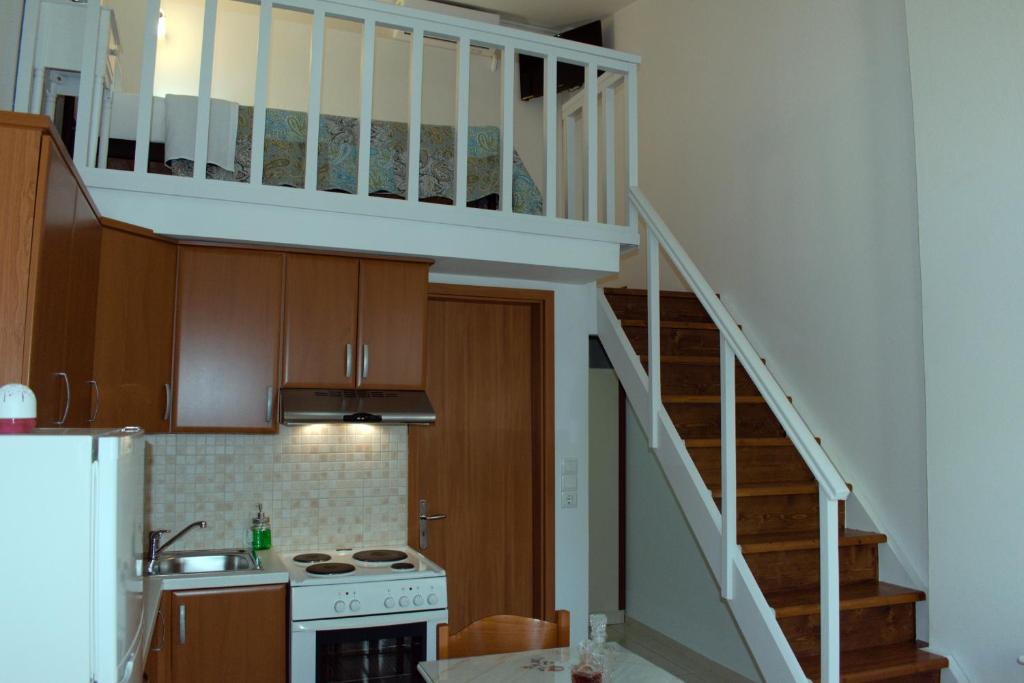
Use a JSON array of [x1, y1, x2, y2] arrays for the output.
[[0, 112, 677, 683]]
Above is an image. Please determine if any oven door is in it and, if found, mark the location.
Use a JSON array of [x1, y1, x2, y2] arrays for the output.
[[291, 609, 448, 683]]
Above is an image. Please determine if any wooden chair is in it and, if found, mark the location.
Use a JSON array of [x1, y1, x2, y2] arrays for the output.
[[436, 611, 571, 660]]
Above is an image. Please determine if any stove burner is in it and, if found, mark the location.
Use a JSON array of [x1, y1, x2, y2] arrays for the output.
[[306, 562, 356, 576], [391, 562, 415, 571], [294, 553, 332, 564], [353, 549, 408, 564]]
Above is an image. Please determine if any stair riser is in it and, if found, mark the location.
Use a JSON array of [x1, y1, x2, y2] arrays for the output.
[[872, 674, 941, 683], [625, 325, 720, 357], [781, 604, 917, 658], [606, 293, 711, 324], [745, 544, 879, 592], [668, 401, 787, 439], [690, 445, 814, 486], [715, 494, 845, 536], [645, 360, 759, 397]]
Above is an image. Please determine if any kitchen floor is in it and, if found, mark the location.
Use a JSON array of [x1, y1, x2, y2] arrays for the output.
[[608, 619, 758, 683]]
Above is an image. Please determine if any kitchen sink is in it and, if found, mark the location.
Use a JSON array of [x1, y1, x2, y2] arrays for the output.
[[153, 549, 260, 576]]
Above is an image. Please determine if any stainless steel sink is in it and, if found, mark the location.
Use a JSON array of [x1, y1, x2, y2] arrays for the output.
[[152, 549, 259, 576]]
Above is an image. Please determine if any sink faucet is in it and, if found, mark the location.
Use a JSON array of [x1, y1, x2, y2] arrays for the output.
[[146, 521, 208, 575]]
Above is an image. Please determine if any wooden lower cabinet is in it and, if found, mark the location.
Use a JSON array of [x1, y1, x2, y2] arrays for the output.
[[143, 585, 287, 683]]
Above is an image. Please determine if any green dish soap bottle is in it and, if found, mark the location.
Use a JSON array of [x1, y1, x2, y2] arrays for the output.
[[251, 503, 272, 551]]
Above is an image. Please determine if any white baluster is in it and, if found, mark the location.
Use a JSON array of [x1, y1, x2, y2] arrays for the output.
[[357, 17, 377, 196], [407, 27, 424, 203], [250, 0, 273, 186], [603, 82, 616, 225], [454, 36, 470, 208], [134, 0, 162, 175], [585, 62, 599, 222], [544, 54, 557, 218], [647, 233, 661, 449], [501, 44, 515, 212], [565, 115, 577, 220], [73, 0, 102, 165], [627, 65, 639, 231], [304, 7, 326, 192], [820, 492, 840, 683], [193, 0, 220, 178], [720, 339, 737, 600]]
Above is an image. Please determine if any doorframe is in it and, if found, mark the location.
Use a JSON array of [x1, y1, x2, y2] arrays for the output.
[[410, 282, 556, 622]]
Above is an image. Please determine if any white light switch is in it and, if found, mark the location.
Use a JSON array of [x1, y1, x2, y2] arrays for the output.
[[561, 458, 578, 475]]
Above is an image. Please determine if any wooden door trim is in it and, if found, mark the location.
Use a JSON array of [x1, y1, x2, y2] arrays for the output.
[[419, 282, 556, 622]]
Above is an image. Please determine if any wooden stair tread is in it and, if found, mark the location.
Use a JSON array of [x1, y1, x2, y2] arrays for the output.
[[710, 481, 819, 498], [663, 394, 767, 404], [739, 528, 887, 554], [686, 437, 794, 448], [640, 354, 720, 365], [766, 581, 925, 618], [800, 641, 948, 682], [620, 319, 719, 330], [604, 287, 701, 300]]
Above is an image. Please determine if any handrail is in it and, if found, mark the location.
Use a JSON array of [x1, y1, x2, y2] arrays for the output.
[[628, 186, 848, 500], [626, 185, 845, 683]]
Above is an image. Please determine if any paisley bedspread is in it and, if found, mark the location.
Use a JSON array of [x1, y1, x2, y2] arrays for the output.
[[167, 106, 544, 215]]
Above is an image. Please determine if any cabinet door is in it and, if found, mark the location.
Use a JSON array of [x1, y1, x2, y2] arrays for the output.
[[356, 260, 429, 389], [143, 592, 172, 683], [27, 140, 75, 426], [282, 253, 359, 388], [173, 247, 283, 432], [65, 188, 102, 426], [170, 585, 286, 683], [93, 228, 177, 432]]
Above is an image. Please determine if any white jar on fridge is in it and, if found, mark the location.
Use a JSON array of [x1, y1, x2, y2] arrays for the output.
[[0, 428, 147, 683]]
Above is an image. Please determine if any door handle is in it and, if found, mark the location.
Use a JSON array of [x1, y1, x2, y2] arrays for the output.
[[362, 344, 369, 380], [418, 499, 447, 550], [345, 343, 353, 378], [178, 604, 186, 645], [55, 372, 70, 426], [87, 380, 100, 423], [163, 383, 172, 422], [265, 386, 274, 424]]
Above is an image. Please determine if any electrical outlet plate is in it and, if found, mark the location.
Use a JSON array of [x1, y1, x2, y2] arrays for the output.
[[561, 491, 578, 509]]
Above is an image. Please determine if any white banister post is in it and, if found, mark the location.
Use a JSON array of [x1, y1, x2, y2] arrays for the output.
[[250, 0, 273, 186], [720, 339, 737, 600], [585, 62, 599, 222], [454, 36, 470, 208], [304, 7, 326, 192], [134, 0, 162, 175], [626, 64, 639, 231], [603, 82, 616, 225], [357, 17, 377, 197], [14, 0, 42, 113], [500, 44, 515, 212], [646, 232, 661, 448], [192, 0, 220, 178], [73, 0, 102, 166], [820, 492, 840, 683], [98, 88, 113, 170], [544, 54, 557, 218], [407, 27, 424, 203], [565, 114, 577, 220]]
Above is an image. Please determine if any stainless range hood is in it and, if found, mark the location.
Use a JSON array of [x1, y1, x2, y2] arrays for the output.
[[280, 389, 436, 425]]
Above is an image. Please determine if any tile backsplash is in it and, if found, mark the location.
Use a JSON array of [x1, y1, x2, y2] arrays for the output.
[[146, 424, 408, 553]]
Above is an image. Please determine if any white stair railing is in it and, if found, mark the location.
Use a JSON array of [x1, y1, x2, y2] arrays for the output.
[[617, 186, 850, 683]]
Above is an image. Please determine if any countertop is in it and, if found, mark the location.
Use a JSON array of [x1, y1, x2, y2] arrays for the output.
[[140, 549, 289, 658]]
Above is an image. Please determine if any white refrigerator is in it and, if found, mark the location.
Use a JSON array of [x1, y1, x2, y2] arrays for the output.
[[0, 428, 148, 683]]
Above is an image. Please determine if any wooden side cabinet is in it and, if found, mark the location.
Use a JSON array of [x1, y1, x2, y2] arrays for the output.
[[356, 259, 429, 390], [143, 585, 286, 683], [173, 246, 284, 432]]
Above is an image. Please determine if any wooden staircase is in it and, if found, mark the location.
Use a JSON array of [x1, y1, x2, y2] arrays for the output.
[[606, 288, 947, 683]]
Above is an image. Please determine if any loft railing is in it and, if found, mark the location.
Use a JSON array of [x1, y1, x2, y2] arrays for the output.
[[624, 187, 849, 683], [21, 0, 639, 232]]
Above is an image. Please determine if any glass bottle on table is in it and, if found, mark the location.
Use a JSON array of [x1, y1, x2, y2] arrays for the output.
[[572, 613, 608, 682]]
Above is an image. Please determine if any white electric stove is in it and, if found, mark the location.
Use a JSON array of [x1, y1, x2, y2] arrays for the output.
[[287, 546, 448, 683]]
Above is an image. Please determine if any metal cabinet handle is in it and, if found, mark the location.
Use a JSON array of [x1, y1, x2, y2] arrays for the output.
[[362, 344, 369, 379], [178, 605, 186, 645], [345, 343, 353, 378], [55, 372, 70, 426], [87, 380, 100, 423], [163, 384, 172, 422], [151, 609, 165, 653], [265, 386, 274, 424]]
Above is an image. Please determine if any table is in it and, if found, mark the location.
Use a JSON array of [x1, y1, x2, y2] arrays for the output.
[[417, 642, 683, 682]]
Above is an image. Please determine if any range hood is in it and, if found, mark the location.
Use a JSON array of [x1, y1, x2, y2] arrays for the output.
[[280, 389, 436, 425]]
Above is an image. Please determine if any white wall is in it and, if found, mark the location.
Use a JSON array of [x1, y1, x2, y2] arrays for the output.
[[0, 0, 24, 110], [606, 0, 930, 595], [905, 3, 1024, 681], [624, 403, 761, 681], [428, 272, 595, 644], [588, 368, 620, 620]]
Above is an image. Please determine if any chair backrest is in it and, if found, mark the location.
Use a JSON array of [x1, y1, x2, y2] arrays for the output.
[[437, 611, 571, 660]]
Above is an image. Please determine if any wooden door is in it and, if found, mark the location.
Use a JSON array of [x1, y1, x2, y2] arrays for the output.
[[356, 259, 428, 389], [173, 246, 283, 432], [169, 585, 286, 683], [93, 227, 178, 432], [27, 140, 75, 426], [282, 253, 359, 388], [64, 188, 102, 426], [408, 285, 554, 633]]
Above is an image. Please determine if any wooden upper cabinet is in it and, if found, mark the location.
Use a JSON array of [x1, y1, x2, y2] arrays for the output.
[[92, 227, 178, 432], [169, 585, 286, 683], [282, 253, 359, 388], [356, 259, 429, 390], [173, 246, 283, 432], [65, 188, 102, 426]]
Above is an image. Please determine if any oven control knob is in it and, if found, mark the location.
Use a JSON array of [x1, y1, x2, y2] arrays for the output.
[[333, 600, 346, 613], [427, 594, 439, 606], [384, 597, 395, 609], [399, 596, 410, 608], [413, 594, 424, 606], [349, 600, 361, 612]]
